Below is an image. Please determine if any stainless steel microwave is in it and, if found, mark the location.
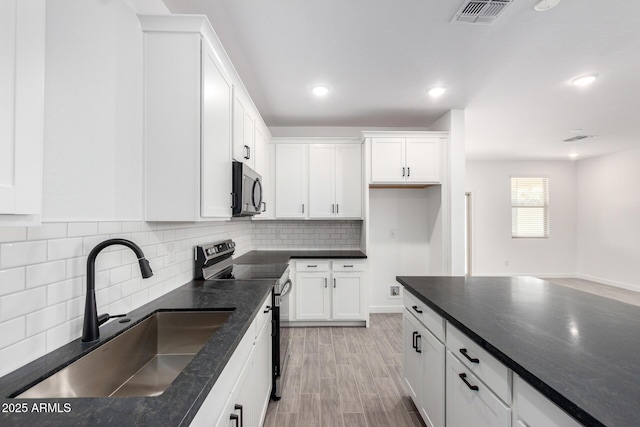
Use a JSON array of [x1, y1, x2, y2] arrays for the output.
[[232, 161, 263, 216]]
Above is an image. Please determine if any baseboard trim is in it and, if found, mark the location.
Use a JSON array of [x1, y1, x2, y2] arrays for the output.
[[283, 320, 366, 327], [369, 305, 403, 314]]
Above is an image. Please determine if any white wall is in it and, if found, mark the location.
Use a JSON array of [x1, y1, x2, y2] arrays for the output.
[[466, 160, 577, 276], [576, 149, 640, 291], [368, 189, 431, 311]]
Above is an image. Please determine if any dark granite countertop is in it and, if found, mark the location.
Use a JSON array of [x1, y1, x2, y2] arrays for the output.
[[234, 249, 367, 264], [0, 279, 273, 427], [396, 276, 640, 427]]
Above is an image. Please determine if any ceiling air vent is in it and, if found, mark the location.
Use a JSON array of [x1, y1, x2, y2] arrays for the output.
[[563, 135, 595, 142], [452, 0, 513, 25]]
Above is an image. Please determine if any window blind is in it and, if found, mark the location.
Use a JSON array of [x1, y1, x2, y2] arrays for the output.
[[511, 177, 549, 238]]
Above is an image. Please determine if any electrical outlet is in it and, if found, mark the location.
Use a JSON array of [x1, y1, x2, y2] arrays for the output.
[[389, 285, 401, 298]]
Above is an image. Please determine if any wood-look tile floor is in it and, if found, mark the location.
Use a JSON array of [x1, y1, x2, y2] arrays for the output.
[[544, 277, 640, 308], [263, 314, 427, 427]]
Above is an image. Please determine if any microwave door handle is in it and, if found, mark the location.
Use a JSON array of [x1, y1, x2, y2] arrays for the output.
[[277, 279, 292, 300]]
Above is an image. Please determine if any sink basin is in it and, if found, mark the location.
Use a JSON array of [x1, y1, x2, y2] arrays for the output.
[[16, 310, 232, 398]]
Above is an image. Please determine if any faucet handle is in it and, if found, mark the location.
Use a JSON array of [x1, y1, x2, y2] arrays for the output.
[[97, 313, 127, 326]]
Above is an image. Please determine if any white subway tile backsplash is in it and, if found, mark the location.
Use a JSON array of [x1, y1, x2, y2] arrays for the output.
[[109, 297, 131, 316], [0, 227, 27, 243], [26, 260, 67, 289], [82, 235, 107, 255], [121, 222, 143, 233], [0, 333, 46, 377], [26, 302, 67, 336], [48, 237, 83, 261], [47, 278, 83, 305], [98, 221, 122, 235], [96, 284, 122, 306], [46, 318, 82, 352], [67, 222, 99, 237], [1, 241, 48, 269], [0, 317, 25, 348], [0, 267, 25, 296], [110, 265, 132, 285], [0, 287, 47, 321], [27, 223, 68, 241], [66, 296, 85, 320]]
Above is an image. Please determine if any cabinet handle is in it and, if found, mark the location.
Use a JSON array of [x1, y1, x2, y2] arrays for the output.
[[234, 404, 243, 427], [230, 414, 239, 426], [262, 201, 266, 212], [264, 305, 271, 313], [324, 278, 327, 288], [415, 334, 422, 353], [459, 348, 480, 364], [407, 167, 410, 177], [244, 145, 250, 159], [343, 265, 353, 268], [333, 278, 336, 288], [412, 305, 423, 314], [412, 331, 418, 349], [337, 204, 339, 214], [307, 265, 317, 268], [402, 167, 405, 177], [459, 373, 479, 391], [302, 203, 305, 213], [230, 192, 236, 209], [332, 204, 335, 213]]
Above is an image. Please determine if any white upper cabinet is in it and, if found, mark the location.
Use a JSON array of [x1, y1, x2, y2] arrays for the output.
[[233, 92, 256, 169], [370, 135, 442, 184], [0, 0, 45, 224], [275, 144, 308, 218], [140, 15, 233, 221], [308, 143, 363, 219], [253, 125, 273, 218]]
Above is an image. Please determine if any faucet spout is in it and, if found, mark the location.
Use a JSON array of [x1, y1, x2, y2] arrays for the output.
[[82, 239, 153, 343]]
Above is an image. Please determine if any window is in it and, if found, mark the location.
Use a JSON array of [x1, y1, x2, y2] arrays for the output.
[[511, 177, 549, 238]]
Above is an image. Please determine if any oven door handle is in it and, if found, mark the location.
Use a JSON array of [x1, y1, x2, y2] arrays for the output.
[[276, 279, 292, 300]]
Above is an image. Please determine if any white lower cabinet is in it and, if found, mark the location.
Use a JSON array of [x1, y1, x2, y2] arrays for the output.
[[191, 293, 272, 427], [513, 376, 581, 427], [294, 260, 367, 323], [446, 351, 511, 427], [403, 308, 445, 427]]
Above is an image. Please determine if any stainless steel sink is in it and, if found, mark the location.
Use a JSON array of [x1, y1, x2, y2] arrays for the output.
[[17, 311, 232, 398]]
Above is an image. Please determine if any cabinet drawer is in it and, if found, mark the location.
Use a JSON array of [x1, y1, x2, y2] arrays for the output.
[[403, 289, 445, 342], [255, 291, 272, 338], [296, 261, 330, 271], [514, 375, 581, 427], [446, 323, 511, 405], [331, 260, 366, 272]]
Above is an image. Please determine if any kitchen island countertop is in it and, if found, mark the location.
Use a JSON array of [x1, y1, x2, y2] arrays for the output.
[[396, 275, 640, 427], [0, 278, 273, 427]]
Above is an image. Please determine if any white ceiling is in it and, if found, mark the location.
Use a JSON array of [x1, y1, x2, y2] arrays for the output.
[[161, 0, 640, 160]]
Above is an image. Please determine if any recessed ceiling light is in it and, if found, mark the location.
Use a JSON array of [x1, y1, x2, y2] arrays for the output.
[[571, 75, 597, 87], [534, 0, 561, 12], [428, 86, 447, 97], [568, 153, 579, 158], [312, 85, 329, 97]]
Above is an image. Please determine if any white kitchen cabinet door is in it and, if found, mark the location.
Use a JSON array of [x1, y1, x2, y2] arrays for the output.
[[405, 138, 439, 183], [0, 0, 45, 221], [200, 39, 233, 218], [332, 273, 364, 320], [309, 144, 335, 218], [446, 351, 510, 427], [243, 110, 255, 169], [371, 138, 405, 183], [253, 126, 273, 218], [275, 144, 308, 218], [334, 144, 362, 218], [404, 311, 422, 404], [514, 375, 581, 427], [419, 324, 445, 427], [296, 272, 331, 320], [232, 93, 255, 168], [253, 309, 273, 426], [217, 349, 254, 427]]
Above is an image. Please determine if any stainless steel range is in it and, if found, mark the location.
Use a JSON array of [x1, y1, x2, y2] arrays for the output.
[[194, 240, 291, 400]]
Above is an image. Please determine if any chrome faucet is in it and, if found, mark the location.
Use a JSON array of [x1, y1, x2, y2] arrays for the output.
[[82, 239, 153, 343]]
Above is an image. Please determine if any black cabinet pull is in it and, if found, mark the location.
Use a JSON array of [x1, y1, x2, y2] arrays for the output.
[[337, 204, 339, 214], [244, 145, 250, 159], [264, 305, 271, 313], [230, 414, 239, 426], [412, 305, 423, 314], [459, 348, 480, 364], [415, 334, 422, 353], [407, 167, 410, 177], [234, 404, 243, 427], [262, 201, 266, 212], [412, 331, 418, 349], [307, 264, 317, 268], [344, 265, 354, 268], [459, 373, 479, 391], [334, 278, 336, 288], [402, 167, 405, 177]]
